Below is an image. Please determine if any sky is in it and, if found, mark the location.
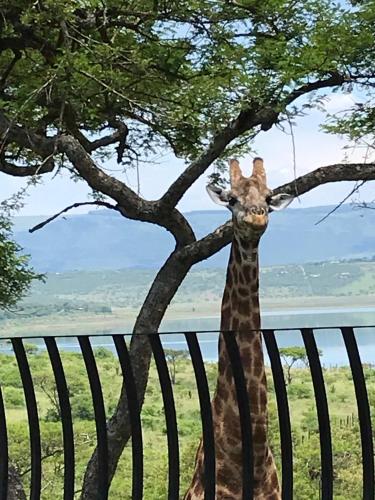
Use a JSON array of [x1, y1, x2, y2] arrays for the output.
[[1, 93, 374, 216]]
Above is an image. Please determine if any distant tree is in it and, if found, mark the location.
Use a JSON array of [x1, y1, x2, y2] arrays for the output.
[[279, 346, 321, 385], [23, 343, 39, 355], [164, 349, 189, 385], [94, 346, 114, 359]]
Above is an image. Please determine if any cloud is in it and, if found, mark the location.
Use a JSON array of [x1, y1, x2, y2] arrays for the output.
[[323, 93, 355, 113]]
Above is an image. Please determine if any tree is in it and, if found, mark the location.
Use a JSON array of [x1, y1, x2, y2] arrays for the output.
[[279, 346, 322, 384], [0, 213, 42, 499], [164, 349, 189, 385], [1, 1, 375, 497], [23, 343, 39, 355], [279, 347, 309, 385], [0, 216, 43, 309]]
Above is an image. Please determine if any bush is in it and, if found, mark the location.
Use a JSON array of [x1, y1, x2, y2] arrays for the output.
[[0, 366, 23, 388], [45, 408, 61, 423], [4, 387, 24, 408], [288, 383, 312, 399], [71, 392, 95, 420], [24, 343, 39, 355], [94, 347, 114, 359]]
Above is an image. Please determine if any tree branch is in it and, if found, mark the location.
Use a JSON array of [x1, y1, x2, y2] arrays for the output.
[[0, 156, 54, 177], [181, 220, 233, 264], [284, 72, 346, 105], [159, 73, 349, 210], [0, 111, 54, 158], [29, 201, 119, 233], [315, 180, 367, 225], [274, 162, 375, 197], [180, 161, 375, 266], [56, 135, 195, 246], [88, 120, 129, 163], [20, 449, 63, 477], [0, 114, 195, 246]]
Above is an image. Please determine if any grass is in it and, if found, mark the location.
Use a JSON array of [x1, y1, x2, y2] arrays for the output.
[[1, 346, 373, 499]]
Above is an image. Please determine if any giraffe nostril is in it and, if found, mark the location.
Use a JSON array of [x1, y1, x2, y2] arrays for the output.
[[250, 206, 266, 215]]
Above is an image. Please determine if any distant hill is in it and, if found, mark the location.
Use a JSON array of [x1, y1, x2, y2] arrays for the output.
[[12, 204, 375, 272]]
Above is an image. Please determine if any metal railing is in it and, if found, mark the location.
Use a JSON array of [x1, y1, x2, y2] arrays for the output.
[[0, 326, 374, 499]]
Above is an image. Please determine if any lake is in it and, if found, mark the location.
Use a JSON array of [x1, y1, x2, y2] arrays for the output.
[[1, 306, 375, 367], [159, 306, 375, 367]]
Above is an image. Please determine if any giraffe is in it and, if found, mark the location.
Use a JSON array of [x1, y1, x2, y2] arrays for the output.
[[184, 157, 294, 499]]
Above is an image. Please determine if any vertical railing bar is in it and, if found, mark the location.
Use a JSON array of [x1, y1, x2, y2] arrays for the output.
[[45, 337, 75, 500], [0, 383, 8, 500], [78, 336, 108, 500], [263, 329, 293, 500], [341, 327, 374, 500], [185, 332, 216, 499], [113, 335, 143, 500], [11, 338, 41, 500], [222, 332, 253, 500], [147, 334, 179, 500], [301, 328, 333, 500]]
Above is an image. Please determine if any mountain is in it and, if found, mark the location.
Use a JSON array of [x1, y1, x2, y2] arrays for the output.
[[12, 204, 375, 272]]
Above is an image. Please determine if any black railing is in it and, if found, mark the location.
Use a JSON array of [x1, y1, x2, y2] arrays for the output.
[[0, 326, 374, 499]]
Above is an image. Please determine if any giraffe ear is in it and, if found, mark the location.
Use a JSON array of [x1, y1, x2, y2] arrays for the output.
[[229, 159, 243, 187], [267, 193, 294, 212], [206, 184, 231, 206]]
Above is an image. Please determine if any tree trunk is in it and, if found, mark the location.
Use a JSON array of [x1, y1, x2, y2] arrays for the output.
[[7, 465, 26, 500], [80, 250, 192, 499]]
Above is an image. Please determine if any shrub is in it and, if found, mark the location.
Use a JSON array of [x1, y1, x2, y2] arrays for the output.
[[288, 383, 312, 399], [4, 387, 24, 408]]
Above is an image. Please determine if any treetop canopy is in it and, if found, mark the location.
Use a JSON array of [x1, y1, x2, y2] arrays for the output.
[[1, 0, 374, 173]]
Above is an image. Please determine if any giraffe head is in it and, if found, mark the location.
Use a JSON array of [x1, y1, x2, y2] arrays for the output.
[[207, 157, 293, 239]]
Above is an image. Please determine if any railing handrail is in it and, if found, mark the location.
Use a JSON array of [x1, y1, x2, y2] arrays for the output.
[[0, 323, 374, 340]]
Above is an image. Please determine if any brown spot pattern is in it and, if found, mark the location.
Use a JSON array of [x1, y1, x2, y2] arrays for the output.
[[185, 180, 282, 499]]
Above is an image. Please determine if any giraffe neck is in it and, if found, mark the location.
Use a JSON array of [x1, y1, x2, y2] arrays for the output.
[[184, 234, 281, 499], [213, 234, 275, 491], [221, 234, 260, 333], [218, 234, 265, 404]]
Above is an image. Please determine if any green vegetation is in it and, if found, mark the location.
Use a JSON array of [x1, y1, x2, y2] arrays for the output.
[[279, 347, 312, 385], [0, 216, 43, 309], [1, 259, 374, 335], [1, 345, 371, 499], [2, 0, 375, 493]]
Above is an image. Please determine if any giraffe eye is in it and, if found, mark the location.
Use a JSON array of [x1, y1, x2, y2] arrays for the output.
[[228, 196, 237, 207]]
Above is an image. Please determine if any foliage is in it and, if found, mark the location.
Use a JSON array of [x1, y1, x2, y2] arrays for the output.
[[1, 1, 375, 172], [164, 348, 189, 384], [23, 343, 39, 355], [0, 349, 370, 499], [2, 1, 375, 496], [3, 386, 24, 408], [321, 2, 375, 163], [2, 258, 375, 335], [279, 346, 309, 384], [288, 382, 312, 399], [280, 346, 323, 384], [0, 216, 43, 309], [70, 392, 95, 421]]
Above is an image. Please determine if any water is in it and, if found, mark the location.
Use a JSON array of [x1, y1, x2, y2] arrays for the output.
[[159, 307, 375, 367], [1, 307, 375, 367]]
